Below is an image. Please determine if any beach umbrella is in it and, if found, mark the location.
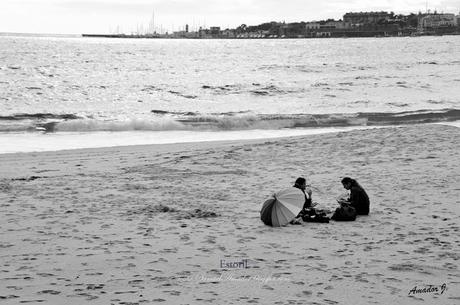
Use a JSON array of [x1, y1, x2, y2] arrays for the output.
[[260, 187, 305, 227]]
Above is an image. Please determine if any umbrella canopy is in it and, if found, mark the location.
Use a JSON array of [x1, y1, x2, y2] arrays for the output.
[[260, 187, 305, 227]]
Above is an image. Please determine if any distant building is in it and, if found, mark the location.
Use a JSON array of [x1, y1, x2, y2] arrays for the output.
[[305, 20, 351, 37], [184, 31, 198, 38], [196, 27, 222, 38], [305, 22, 320, 30], [321, 20, 349, 29], [210, 27, 221, 36], [343, 11, 391, 26], [221, 29, 236, 38], [172, 30, 198, 38], [419, 13, 456, 30], [155, 10, 459, 39], [172, 31, 186, 38], [316, 32, 332, 37], [278, 22, 307, 38]]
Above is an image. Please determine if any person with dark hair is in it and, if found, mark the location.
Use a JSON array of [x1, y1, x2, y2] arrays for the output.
[[289, 177, 311, 224], [293, 177, 313, 210], [290, 177, 325, 224], [292, 177, 329, 223], [339, 177, 370, 215]]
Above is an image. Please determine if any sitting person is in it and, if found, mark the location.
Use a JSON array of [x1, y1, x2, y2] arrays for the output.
[[338, 177, 370, 215], [291, 177, 325, 224], [294, 177, 312, 206]]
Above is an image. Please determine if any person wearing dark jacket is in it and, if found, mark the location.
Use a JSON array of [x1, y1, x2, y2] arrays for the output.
[[339, 177, 370, 215]]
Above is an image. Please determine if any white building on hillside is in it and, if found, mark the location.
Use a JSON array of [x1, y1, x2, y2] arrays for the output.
[[419, 13, 456, 29]]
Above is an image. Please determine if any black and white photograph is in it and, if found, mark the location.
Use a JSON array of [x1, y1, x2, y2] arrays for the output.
[[1, 0, 459, 304]]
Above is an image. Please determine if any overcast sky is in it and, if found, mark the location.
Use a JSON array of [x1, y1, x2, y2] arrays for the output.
[[1, 0, 459, 34]]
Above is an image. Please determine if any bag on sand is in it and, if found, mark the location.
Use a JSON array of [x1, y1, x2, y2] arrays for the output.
[[301, 209, 330, 223], [331, 205, 357, 221]]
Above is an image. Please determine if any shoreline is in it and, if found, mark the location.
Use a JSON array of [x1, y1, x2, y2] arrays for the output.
[[1, 123, 459, 304], [0, 125, 380, 156], [1, 121, 458, 156]]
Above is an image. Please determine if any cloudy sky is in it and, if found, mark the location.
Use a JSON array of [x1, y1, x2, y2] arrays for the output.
[[1, 0, 459, 34]]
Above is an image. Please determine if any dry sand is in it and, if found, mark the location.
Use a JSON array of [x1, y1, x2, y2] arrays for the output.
[[0, 124, 459, 305]]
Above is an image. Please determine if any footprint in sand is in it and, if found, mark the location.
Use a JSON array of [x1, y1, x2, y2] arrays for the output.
[[0, 295, 19, 300], [159, 248, 178, 254], [113, 290, 138, 295], [197, 247, 212, 253], [86, 284, 104, 290], [37, 290, 61, 295], [354, 273, 370, 283], [180, 234, 190, 241], [323, 299, 339, 304], [329, 275, 343, 281], [413, 246, 432, 254], [128, 279, 144, 287], [152, 298, 166, 302], [384, 277, 403, 283], [204, 236, 217, 244], [36, 272, 55, 277]]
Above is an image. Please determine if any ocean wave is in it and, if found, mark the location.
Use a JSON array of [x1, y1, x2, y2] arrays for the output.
[[0, 109, 458, 133], [52, 118, 186, 132], [0, 113, 80, 121], [359, 109, 460, 125]]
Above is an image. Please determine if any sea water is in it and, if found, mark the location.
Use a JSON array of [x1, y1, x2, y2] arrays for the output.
[[1, 34, 459, 153]]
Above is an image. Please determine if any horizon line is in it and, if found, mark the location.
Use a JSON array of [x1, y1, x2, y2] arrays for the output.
[[2, 9, 460, 36]]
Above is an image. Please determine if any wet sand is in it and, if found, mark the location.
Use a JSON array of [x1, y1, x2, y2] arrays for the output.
[[0, 124, 459, 304]]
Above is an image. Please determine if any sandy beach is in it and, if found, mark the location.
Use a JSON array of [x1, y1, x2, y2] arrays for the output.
[[0, 123, 459, 305]]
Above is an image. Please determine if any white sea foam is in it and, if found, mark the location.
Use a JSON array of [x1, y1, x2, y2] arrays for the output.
[[0, 126, 378, 154], [54, 118, 186, 132], [4, 110, 458, 134]]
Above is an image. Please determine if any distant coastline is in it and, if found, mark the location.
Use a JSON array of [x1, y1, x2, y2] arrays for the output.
[[81, 32, 460, 39], [82, 10, 460, 39]]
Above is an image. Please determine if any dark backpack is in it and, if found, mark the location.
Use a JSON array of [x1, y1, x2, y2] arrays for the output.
[[331, 205, 357, 221]]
